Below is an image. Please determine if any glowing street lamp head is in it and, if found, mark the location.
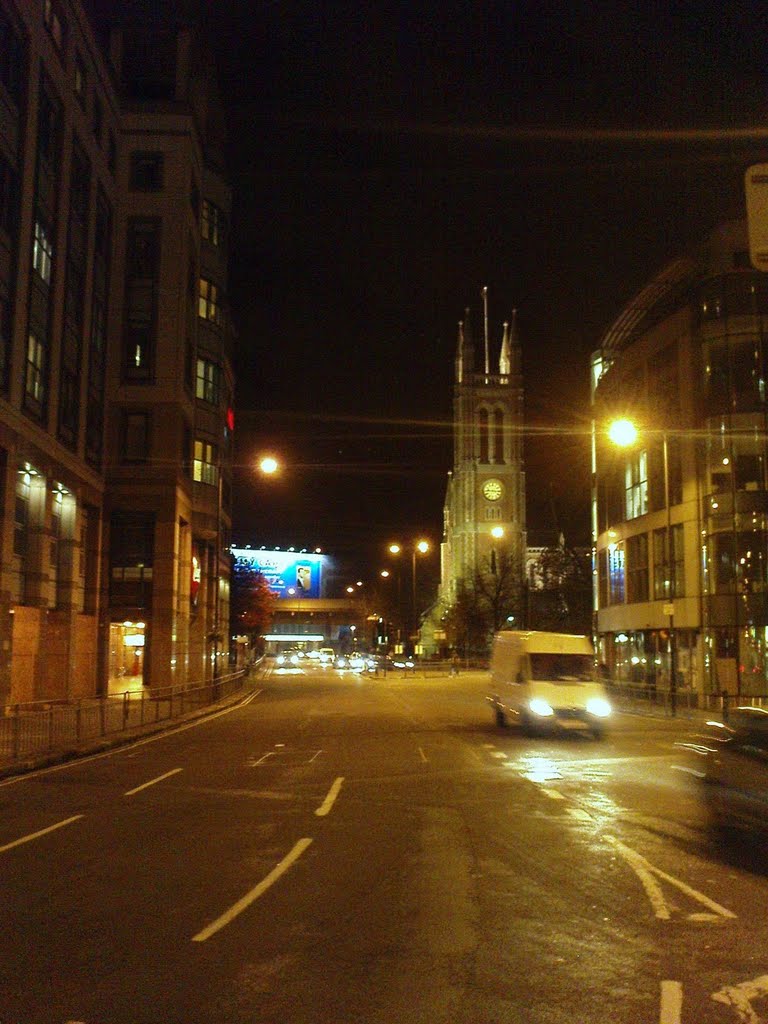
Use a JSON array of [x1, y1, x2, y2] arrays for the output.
[[607, 418, 639, 448], [258, 454, 280, 475], [416, 540, 429, 554], [491, 526, 505, 539], [388, 543, 402, 555]]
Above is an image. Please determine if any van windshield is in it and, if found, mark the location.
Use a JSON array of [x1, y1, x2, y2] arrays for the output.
[[529, 653, 595, 682]]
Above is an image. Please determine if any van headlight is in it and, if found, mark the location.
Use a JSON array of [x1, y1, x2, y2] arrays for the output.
[[529, 698, 554, 717], [586, 697, 612, 718]]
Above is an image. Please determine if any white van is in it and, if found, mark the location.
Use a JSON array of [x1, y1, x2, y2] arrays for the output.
[[488, 630, 611, 738]]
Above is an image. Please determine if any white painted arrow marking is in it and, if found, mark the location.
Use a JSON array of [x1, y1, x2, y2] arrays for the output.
[[606, 836, 736, 921], [712, 974, 768, 1023]]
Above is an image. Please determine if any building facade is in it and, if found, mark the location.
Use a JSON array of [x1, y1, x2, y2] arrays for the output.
[[0, 0, 233, 702], [593, 219, 768, 699]]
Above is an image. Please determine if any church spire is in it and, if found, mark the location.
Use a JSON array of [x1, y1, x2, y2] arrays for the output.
[[455, 307, 475, 383], [499, 308, 519, 376]]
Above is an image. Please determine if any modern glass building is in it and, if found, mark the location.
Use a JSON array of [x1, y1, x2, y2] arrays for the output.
[[593, 219, 768, 700]]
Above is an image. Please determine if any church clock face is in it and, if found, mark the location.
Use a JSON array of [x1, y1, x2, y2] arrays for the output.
[[482, 479, 503, 501]]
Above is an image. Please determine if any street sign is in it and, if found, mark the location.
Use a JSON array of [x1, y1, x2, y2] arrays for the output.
[[745, 164, 768, 270], [663, 602, 675, 617]]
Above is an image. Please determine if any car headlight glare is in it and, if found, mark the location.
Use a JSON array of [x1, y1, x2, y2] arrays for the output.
[[529, 698, 554, 717], [586, 697, 612, 718]]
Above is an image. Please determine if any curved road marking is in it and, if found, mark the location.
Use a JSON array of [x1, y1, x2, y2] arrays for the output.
[[192, 837, 313, 942], [0, 814, 84, 854], [315, 776, 344, 817]]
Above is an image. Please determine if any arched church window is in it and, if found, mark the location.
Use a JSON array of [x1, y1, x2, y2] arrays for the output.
[[478, 407, 489, 463], [493, 407, 505, 464]]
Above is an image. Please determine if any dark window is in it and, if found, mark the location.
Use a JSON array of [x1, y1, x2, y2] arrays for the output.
[[74, 53, 86, 104], [201, 199, 226, 247], [0, 151, 19, 236], [109, 511, 155, 606], [123, 219, 159, 381], [107, 130, 116, 175], [0, 293, 10, 392], [87, 189, 111, 467], [43, 0, 66, 51], [92, 94, 103, 144], [0, 7, 25, 107], [626, 533, 649, 604], [121, 411, 149, 462], [130, 152, 164, 191]]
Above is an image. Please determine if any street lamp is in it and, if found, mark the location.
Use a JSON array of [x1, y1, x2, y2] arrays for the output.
[[608, 418, 677, 715], [388, 540, 430, 655]]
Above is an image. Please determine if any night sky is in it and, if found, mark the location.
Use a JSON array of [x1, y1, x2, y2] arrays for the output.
[[97, 2, 768, 580]]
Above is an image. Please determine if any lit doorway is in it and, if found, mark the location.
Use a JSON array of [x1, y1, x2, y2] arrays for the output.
[[108, 620, 146, 696]]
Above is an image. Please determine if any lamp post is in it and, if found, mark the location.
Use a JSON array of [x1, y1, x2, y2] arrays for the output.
[[388, 540, 430, 655], [608, 419, 677, 716]]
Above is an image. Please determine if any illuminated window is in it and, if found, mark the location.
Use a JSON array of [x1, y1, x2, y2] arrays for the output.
[[608, 542, 625, 605], [198, 277, 222, 324], [196, 357, 220, 404], [653, 525, 685, 599], [193, 439, 218, 486], [624, 449, 648, 520], [33, 219, 53, 283], [25, 332, 44, 404]]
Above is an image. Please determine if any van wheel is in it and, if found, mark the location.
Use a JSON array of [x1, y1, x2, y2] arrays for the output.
[[495, 707, 507, 728]]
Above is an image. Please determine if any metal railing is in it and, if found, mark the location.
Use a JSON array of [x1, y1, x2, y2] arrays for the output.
[[606, 682, 768, 720], [0, 670, 250, 768]]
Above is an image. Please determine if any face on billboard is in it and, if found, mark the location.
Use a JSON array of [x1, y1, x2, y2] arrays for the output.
[[231, 549, 326, 598]]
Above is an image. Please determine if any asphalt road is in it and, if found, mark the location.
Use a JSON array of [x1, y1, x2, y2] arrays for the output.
[[0, 665, 765, 1024]]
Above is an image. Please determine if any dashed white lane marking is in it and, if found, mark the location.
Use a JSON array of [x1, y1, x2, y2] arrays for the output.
[[418, 747, 428, 763], [606, 836, 736, 921], [660, 980, 683, 1024], [192, 837, 313, 942], [124, 767, 183, 796], [254, 751, 276, 765], [0, 815, 84, 854], [568, 808, 594, 822], [315, 776, 344, 817], [542, 789, 565, 800]]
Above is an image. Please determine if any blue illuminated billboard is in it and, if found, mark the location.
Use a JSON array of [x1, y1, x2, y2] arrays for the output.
[[231, 548, 328, 599]]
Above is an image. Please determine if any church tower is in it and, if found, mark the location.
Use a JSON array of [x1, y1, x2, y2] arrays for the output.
[[439, 291, 526, 608]]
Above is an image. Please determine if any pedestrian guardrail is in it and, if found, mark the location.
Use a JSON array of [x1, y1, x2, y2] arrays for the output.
[[0, 670, 250, 768]]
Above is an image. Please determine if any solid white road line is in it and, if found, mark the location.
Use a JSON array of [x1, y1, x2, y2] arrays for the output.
[[542, 789, 565, 800], [0, 814, 84, 854], [315, 776, 344, 817], [192, 837, 313, 942], [660, 980, 682, 1024], [124, 767, 183, 796]]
